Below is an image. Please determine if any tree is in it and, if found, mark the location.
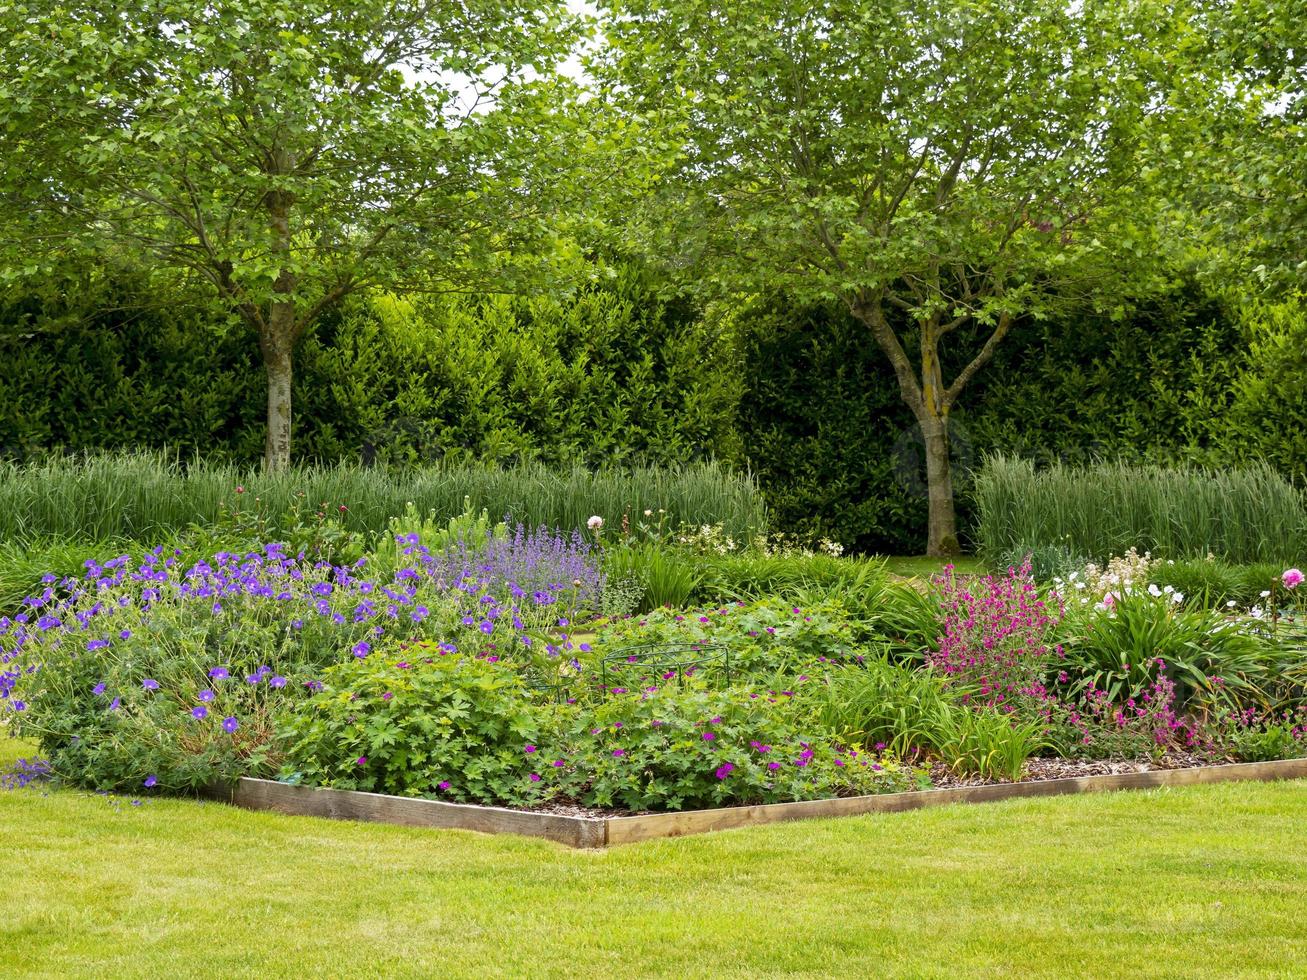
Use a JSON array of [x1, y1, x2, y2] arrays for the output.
[[1171, 0, 1306, 292], [596, 0, 1175, 554], [0, 0, 583, 470]]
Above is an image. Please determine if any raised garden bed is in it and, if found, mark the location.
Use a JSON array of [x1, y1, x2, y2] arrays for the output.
[[208, 757, 1307, 849]]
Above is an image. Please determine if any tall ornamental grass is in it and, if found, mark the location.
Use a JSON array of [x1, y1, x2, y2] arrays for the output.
[[974, 455, 1307, 565], [0, 453, 766, 545]]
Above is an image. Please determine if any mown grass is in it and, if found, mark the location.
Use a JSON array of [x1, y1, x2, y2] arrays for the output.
[[3, 733, 1305, 978], [973, 455, 1307, 565], [881, 554, 986, 578], [0, 452, 766, 545]]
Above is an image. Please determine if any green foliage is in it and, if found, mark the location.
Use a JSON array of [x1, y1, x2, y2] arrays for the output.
[[590, 596, 863, 678], [601, 543, 701, 613], [736, 302, 928, 553], [974, 456, 1307, 565], [801, 661, 1047, 782], [550, 685, 913, 811], [12, 615, 318, 793], [369, 498, 507, 581], [1148, 559, 1284, 611], [0, 264, 745, 472], [279, 652, 552, 807], [995, 543, 1089, 584], [0, 538, 129, 615], [1216, 710, 1307, 764], [925, 705, 1050, 783], [0, 0, 591, 466], [1223, 297, 1307, 477], [0, 452, 766, 546], [735, 280, 1259, 554], [1056, 591, 1283, 709]]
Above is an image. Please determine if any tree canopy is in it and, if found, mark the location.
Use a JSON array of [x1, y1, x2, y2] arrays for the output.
[[594, 0, 1179, 553], [0, 0, 587, 468]]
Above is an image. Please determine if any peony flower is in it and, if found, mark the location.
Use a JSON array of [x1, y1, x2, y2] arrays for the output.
[[586, 515, 604, 531], [1283, 568, 1304, 590]]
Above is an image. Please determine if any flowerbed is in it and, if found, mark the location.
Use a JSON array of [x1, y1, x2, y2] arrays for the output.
[[3, 515, 1305, 816]]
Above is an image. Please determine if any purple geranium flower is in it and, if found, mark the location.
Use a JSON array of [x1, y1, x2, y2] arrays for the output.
[[222, 716, 239, 734]]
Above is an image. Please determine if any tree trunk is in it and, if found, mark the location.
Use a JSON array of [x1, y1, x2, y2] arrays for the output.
[[851, 299, 964, 557], [919, 411, 960, 557], [260, 314, 293, 472]]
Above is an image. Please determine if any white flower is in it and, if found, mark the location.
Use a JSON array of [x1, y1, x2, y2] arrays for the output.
[[586, 515, 604, 531], [1260, 590, 1271, 599], [1147, 583, 1161, 597], [643, 509, 653, 517], [1172, 592, 1184, 604], [1226, 600, 1237, 608]]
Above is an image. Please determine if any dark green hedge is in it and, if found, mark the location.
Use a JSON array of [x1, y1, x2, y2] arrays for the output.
[[0, 263, 741, 470], [2, 264, 1294, 554], [736, 280, 1265, 553]]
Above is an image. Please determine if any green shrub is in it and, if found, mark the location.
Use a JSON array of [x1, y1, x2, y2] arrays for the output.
[[974, 455, 1307, 565], [279, 651, 554, 806], [0, 262, 745, 471], [549, 685, 914, 811], [1215, 708, 1307, 763], [924, 703, 1050, 782], [590, 596, 864, 679]]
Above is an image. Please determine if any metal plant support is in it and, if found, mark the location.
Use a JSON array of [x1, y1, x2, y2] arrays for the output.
[[599, 642, 731, 695]]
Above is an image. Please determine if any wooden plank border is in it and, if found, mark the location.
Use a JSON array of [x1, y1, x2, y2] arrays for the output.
[[604, 758, 1307, 844], [212, 758, 1307, 849], [208, 779, 607, 848]]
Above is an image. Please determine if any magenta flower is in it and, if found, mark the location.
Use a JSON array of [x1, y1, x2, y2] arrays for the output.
[[524, 744, 537, 754], [715, 763, 735, 780], [1284, 568, 1304, 590], [701, 731, 715, 741], [552, 759, 565, 768], [529, 773, 541, 782], [356, 756, 367, 766], [438, 780, 451, 790], [612, 749, 625, 757]]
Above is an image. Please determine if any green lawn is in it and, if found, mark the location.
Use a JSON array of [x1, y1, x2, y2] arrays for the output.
[[880, 554, 987, 578], [3, 734, 1306, 977]]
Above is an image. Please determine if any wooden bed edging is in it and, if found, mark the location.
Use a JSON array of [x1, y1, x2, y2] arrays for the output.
[[212, 758, 1307, 849]]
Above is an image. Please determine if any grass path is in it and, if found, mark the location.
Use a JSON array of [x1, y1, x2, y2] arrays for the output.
[[3, 734, 1306, 977]]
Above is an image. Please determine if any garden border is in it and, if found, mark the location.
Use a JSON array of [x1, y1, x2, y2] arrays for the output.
[[209, 758, 1307, 848]]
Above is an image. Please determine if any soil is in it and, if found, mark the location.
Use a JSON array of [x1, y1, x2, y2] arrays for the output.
[[929, 752, 1216, 788]]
